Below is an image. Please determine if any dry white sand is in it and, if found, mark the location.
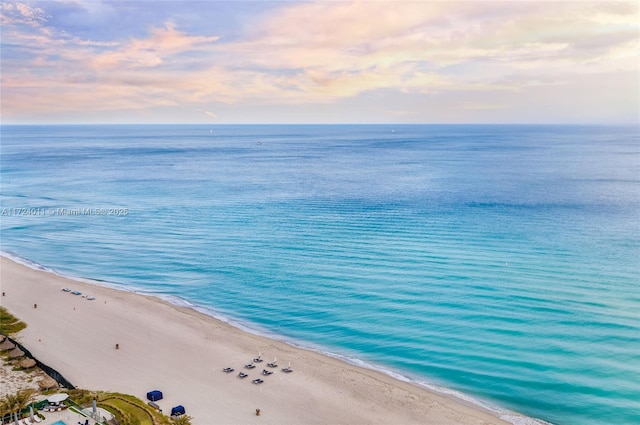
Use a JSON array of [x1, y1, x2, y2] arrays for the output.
[[0, 359, 47, 399], [0, 256, 512, 425]]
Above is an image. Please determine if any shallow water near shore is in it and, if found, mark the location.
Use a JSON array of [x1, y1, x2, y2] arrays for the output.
[[1, 124, 639, 425]]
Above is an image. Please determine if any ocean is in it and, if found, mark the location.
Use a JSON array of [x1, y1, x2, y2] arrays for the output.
[[1, 124, 638, 425]]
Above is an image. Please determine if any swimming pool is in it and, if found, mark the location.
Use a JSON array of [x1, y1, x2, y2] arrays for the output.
[[50, 421, 68, 425]]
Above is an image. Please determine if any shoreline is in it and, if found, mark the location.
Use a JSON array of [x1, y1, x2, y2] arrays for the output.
[[0, 254, 534, 425]]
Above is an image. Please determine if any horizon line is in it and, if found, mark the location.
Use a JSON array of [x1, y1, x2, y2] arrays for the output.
[[2, 122, 638, 127]]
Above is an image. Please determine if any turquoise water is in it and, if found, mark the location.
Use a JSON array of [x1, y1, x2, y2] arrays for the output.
[[1, 125, 639, 425]]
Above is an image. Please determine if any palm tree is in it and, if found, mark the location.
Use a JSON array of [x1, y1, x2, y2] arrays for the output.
[[0, 397, 10, 425], [1, 389, 35, 422], [172, 415, 193, 425], [3, 393, 18, 422], [14, 389, 35, 418]]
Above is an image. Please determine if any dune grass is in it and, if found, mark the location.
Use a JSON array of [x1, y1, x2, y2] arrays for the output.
[[0, 307, 26, 336], [67, 390, 172, 425], [101, 398, 154, 425]]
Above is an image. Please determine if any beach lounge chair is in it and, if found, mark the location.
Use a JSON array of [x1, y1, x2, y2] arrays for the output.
[[252, 378, 264, 384], [282, 361, 293, 373], [238, 372, 248, 378], [33, 417, 42, 423], [170, 406, 186, 417], [146, 390, 163, 402], [245, 363, 256, 369], [223, 367, 234, 373], [261, 369, 273, 376]]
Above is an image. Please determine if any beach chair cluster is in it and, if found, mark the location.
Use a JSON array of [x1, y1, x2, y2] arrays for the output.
[[145, 390, 186, 419], [222, 353, 294, 385], [42, 405, 67, 412], [15, 417, 42, 425], [61, 288, 95, 300]]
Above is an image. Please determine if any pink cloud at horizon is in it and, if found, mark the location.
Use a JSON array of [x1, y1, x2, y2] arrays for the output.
[[1, 0, 638, 124]]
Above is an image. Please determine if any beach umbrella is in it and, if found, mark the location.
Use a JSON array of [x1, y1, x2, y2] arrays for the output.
[[0, 339, 15, 350], [47, 394, 69, 404], [29, 406, 34, 421], [19, 358, 36, 369], [92, 399, 97, 416], [38, 377, 58, 390], [13, 412, 18, 425], [8, 348, 24, 358]]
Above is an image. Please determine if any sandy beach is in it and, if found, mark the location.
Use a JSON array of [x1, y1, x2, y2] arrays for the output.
[[0, 256, 511, 425]]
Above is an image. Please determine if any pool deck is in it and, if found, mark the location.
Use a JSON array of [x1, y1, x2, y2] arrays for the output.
[[38, 409, 102, 425]]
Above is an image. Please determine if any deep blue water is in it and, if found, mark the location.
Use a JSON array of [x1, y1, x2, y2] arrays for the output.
[[1, 124, 639, 425]]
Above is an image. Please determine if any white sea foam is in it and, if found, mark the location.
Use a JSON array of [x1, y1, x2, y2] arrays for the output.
[[1, 251, 149, 295], [3, 124, 637, 425], [1, 250, 550, 425], [2, 251, 53, 272], [3, 251, 557, 425], [311, 349, 552, 425]]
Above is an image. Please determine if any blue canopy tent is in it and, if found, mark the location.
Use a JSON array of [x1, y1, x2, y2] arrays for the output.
[[171, 405, 186, 417], [146, 390, 163, 402]]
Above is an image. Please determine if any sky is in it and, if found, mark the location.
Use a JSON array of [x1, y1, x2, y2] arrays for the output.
[[1, 0, 638, 124]]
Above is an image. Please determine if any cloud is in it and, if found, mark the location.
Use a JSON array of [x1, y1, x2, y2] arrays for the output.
[[456, 102, 507, 111], [1, 0, 638, 123], [208, 0, 638, 103], [199, 109, 218, 119], [0, 2, 49, 27], [91, 22, 220, 69]]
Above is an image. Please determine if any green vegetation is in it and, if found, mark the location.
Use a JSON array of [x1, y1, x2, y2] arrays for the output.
[[0, 321, 187, 425], [0, 306, 26, 336], [171, 415, 193, 425], [67, 390, 171, 425], [66, 389, 96, 406], [101, 397, 152, 425], [0, 389, 36, 423], [3, 387, 179, 425]]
